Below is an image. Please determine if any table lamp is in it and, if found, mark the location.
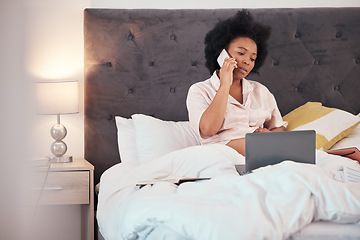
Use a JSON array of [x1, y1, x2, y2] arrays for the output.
[[36, 81, 79, 162]]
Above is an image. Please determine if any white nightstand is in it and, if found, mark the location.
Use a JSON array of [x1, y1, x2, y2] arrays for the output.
[[30, 158, 94, 240]]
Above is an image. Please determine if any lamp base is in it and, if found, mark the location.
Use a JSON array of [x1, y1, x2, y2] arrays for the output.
[[50, 155, 73, 163]]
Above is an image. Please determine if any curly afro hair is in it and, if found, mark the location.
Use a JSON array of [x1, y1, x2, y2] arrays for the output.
[[204, 10, 271, 74]]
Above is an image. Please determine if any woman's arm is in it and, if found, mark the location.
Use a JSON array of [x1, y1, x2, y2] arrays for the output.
[[256, 92, 287, 133], [199, 58, 237, 138], [254, 126, 286, 133], [271, 126, 286, 132], [199, 86, 230, 138]]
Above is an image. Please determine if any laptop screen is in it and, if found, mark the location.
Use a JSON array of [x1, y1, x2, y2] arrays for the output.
[[245, 130, 316, 172]]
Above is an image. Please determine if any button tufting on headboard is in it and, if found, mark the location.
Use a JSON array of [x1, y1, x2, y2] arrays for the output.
[[128, 33, 134, 40]]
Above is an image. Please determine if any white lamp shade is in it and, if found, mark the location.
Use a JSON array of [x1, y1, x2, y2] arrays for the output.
[[37, 81, 79, 115]]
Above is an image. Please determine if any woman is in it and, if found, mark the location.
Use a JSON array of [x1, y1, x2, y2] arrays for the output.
[[186, 10, 287, 156]]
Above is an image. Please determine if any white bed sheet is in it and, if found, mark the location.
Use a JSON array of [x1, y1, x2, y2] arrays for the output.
[[290, 221, 360, 240], [98, 221, 360, 240], [293, 123, 360, 240], [97, 144, 360, 240]]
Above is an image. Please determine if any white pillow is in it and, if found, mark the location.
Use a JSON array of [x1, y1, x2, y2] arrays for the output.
[[132, 114, 200, 163], [115, 116, 139, 163], [331, 123, 360, 150]]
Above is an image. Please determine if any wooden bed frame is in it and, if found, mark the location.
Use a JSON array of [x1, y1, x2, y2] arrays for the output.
[[84, 8, 360, 189]]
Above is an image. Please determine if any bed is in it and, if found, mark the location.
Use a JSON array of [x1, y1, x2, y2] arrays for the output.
[[84, 8, 360, 240]]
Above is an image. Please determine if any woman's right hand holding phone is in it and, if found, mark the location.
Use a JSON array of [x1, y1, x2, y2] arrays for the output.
[[199, 50, 237, 138], [218, 57, 237, 90]]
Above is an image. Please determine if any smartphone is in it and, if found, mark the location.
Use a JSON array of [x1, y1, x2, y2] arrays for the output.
[[217, 49, 230, 67]]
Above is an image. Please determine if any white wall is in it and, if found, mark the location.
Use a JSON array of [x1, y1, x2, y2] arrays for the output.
[[1, 1, 27, 238], [25, 0, 89, 159], [21, 0, 360, 159]]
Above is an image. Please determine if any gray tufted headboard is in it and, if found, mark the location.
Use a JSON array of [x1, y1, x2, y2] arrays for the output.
[[84, 8, 360, 185]]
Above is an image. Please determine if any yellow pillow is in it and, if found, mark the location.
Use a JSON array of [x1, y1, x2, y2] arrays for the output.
[[283, 102, 360, 150]]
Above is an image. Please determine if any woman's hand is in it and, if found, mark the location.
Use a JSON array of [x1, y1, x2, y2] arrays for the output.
[[254, 127, 271, 133], [218, 57, 237, 89], [254, 126, 286, 133]]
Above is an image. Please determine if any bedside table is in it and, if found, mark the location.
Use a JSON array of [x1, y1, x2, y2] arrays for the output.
[[31, 158, 94, 240]]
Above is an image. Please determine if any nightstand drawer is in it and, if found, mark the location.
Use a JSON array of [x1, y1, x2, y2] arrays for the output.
[[40, 171, 89, 205]]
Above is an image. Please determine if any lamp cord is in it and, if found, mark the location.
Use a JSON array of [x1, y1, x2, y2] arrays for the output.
[[28, 161, 52, 240]]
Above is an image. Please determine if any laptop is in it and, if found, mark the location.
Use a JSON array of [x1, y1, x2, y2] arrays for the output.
[[235, 130, 316, 174]]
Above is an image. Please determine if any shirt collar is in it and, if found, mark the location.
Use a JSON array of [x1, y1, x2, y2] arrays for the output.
[[209, 70, 254, 94], [242, 77, 253, 95]]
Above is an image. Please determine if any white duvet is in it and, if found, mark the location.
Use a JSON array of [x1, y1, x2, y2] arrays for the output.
[[97, 144, 360, 240]]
